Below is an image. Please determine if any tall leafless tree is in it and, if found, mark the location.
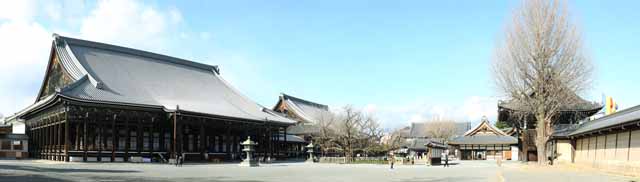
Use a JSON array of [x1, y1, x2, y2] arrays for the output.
[[492, 0, 593, 164], [314, 110, 338, 155]]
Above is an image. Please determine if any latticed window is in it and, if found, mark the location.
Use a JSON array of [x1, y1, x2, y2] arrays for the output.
[[143, 132, 150, 151], [164, 133, 171, 150], [153, 132, 160, 151], [1, 140, 11, 150], [12, 141, 23, 150], [118, 130, 126, 150], [130, 131, 137, 150]]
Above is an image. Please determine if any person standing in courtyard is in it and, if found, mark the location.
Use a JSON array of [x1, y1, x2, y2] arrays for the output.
[[389, 152, 395, 169], [443, 150, 449, 168]]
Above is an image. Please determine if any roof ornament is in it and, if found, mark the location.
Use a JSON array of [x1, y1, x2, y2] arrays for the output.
[[211, 66, 220, 75]]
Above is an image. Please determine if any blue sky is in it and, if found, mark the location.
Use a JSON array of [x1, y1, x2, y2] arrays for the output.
[[0, 0, 638, 129]]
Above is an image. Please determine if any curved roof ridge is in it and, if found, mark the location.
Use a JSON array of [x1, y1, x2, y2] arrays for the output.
[[464, 117, 508, 136], [55, 34, 219, 74], [281, 93, 329, 110], [55, 36, 103, 89]]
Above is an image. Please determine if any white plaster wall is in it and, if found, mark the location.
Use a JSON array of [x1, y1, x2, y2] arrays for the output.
[[12, 123, 25, 134], [511, 146, 519, 161], [555, 140, 572, 163]]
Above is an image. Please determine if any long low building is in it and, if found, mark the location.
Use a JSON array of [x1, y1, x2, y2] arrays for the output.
[[567, 105, 640, 175], [6, 34, 298, 162]]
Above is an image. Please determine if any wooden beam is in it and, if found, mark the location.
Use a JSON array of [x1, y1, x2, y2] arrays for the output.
[[112, 114, 117, 162]]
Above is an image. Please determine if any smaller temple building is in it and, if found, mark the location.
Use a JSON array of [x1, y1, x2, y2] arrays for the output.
[[0, 121, 28, 159], [449, 117, 518, 160], [273, 93, 331, 141]]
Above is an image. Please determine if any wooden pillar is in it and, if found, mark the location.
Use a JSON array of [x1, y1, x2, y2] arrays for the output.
[[64, 113, 70, 162], [57, 118, 61, 161], [226, 123, 231, 159], [39, 125, 43, 159], [125, 113, 130, 162], [83, 113, 88, 162], [111, 114, 117, 162], [137, 117, 142, 154], [284, 127, 287, 157], [268, 127, 273, 158], [200, 119, 205, 159], [159, 120, 165, 152], [149, 117, 155, 153], [171, 112, 178, 159]]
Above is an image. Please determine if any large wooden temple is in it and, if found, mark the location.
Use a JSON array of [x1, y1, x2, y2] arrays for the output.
[[7, 34, 300, 162], [497, 96, 602, 161]]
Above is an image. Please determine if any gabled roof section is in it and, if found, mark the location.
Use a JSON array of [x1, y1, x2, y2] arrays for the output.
[[464, 117, 508, 136], [274, 93, 330, 123], [570, 105, 640, 136], [19, 34, 295, 124]]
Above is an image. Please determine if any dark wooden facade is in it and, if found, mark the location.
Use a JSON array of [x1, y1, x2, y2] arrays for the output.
[[24, 99, 295, 162]]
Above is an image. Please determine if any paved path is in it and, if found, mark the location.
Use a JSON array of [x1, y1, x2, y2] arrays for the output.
[[0, 160, 637, 182]]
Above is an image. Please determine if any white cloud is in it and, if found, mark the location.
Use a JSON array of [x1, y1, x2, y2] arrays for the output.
[[0, 0, 187, 116], [0, 21, 53, 116], [462, 96, 498, 122], [0, 0, 36, 22], [79, 0, 182, 52]]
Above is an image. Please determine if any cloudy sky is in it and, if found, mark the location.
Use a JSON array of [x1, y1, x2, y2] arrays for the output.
[[1, 0, 639, 129]]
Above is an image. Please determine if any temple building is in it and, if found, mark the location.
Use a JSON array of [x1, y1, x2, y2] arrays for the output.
[[449, 117, 518, 160], [5, 34, 298, 162], [497, 96, 601, 161], [0, 122, 28, 159], [273, 93, 331, 141]]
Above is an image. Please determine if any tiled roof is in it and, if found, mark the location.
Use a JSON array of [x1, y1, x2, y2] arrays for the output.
[[14, 35, 296, 125], [280, 94, 331, 124], [570, 105, 640, 136]]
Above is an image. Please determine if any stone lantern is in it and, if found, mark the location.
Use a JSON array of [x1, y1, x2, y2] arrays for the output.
[[239, 136, 258, 167], [305, 142, 315, 163]]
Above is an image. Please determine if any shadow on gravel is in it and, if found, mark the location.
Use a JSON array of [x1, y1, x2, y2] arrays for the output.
[[395, 177, 479, 182], [0, 173, 72, 182], [0, 164, 139, 174]]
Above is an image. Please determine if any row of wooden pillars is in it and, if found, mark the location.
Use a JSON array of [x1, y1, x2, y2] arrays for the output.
[[26, 103, 294, 162]]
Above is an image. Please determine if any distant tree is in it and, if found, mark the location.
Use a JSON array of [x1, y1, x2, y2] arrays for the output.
[[494, 120, 510, 129], [423, 119, 457, 141], [492, 0, 592, 164]]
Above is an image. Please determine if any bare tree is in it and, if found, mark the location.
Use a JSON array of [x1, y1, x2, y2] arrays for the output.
[[314, 110, 338, 155], [332, 106, 362, 161], [423, 119, 457, 140], [492, 0, 592, 164], [383, 127, 407, 151]]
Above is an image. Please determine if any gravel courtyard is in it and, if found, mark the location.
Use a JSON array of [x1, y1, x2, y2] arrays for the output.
[[0, 159, 637, 182]]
